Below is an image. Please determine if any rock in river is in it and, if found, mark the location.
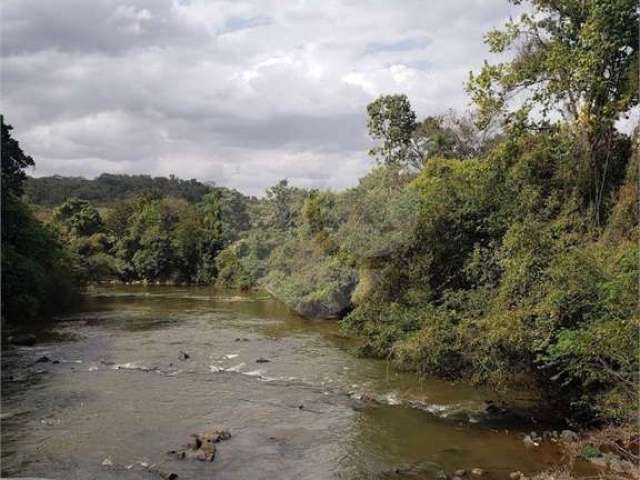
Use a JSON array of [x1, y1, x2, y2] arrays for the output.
[[380, 461, 447, 479], [8, 334, 37, 346], [168, 430, 231, 462], [265, 270, 357, 320]]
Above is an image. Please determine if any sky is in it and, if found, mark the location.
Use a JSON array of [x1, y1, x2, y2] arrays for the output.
[[2, 0, 520, 195]]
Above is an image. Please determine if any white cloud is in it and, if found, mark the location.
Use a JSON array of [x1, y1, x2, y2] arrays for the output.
[[1, 0, 518, 195]]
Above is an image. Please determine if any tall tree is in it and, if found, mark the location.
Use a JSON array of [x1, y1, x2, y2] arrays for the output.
[[1, 117, 78, 319], [2, 115, 34, 200], [467, 0, 639, 223], [367, 94, 421, 167]]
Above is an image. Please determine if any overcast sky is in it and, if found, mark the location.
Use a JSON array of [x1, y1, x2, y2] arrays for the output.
[[2, 0, 519, 195]]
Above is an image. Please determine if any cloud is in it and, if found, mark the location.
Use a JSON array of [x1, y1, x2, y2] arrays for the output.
[[1, 0, 517, 195]]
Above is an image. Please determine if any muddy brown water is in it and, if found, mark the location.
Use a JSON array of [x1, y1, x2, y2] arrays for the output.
[[1, 286, 566, 480]]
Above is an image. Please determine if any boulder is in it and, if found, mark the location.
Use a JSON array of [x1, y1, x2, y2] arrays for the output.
[[293, 281, 355, 319], [265, 270, 358, 320]]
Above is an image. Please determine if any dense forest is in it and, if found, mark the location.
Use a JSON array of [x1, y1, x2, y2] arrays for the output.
[[24, 173, 216, 207], [2, 0, 637, 437]]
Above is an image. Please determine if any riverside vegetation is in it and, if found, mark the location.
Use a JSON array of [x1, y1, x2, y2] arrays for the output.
[[2, 0, 638, 473]]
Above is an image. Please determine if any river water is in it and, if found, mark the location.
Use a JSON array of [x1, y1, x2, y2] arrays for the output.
[[1, 286, 565, 480]]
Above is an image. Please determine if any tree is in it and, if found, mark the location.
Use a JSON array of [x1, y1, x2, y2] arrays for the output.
[[53, 197, 104, 236], [2, 115, 34, 199], [467, 0, 639, 223], [367, 94, 421, 167], [413, 111, 491, 161], [261, 180, 303, 231], [1, 118, 78, 320], [303, 191, 325, 235]]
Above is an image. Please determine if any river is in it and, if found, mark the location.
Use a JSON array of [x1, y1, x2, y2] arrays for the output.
[[1, 286, 565, 480]]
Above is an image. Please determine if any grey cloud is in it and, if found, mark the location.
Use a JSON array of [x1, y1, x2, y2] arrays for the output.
[[1, 0, 210, 56], [1, 0, 517, 195]]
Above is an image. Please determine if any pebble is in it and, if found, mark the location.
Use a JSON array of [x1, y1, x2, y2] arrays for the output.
[[471, 468, 485, 476], [510, 471, 522, 480], [454, 469, 467, 476]]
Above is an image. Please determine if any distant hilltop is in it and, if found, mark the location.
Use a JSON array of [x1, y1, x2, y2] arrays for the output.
[[24, 173, 251, 207]]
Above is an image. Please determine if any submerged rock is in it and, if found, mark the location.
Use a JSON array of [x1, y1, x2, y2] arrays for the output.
[[256, 357, 270, 363], [35, 355, 50, 363], [380, 461, 447, 479], [483, 400, 508, 416], [168, 430, 231, 462], [8, 334, 36, 346]]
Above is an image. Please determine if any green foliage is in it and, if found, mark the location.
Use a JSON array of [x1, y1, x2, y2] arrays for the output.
[[338, 165, 419, 262], [468, 0, 638, 129], [256, 179, 305, 231], [2, 116, 34, 199], [2, 197, 79, 320], [264, 234, 356, 318], [342, 303, 425, 358], [24, 173, 215, 207], [1, 119, 79, 321], [215, 230, 276, 289], [41, 187, 250, 284], [53, 197, 104, 236], [302, 191, 325, 235], [467, 0, 638, 224], [339, 119, 637, 424], [413, 112, 491, 161], [580, 446, 602, 459], [367, 94, 420, 167]]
